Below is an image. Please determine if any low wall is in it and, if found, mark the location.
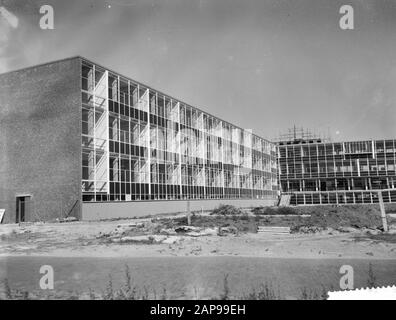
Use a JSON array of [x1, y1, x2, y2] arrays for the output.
[[82, 198, 277, 221]]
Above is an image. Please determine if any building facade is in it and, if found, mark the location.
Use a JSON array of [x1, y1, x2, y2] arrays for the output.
[[0, 57, 82, 223], [81, 59, 278, 203], [278, 138, 396, 205], [0, 56, 278, 223], [3, 56, 394, 223]]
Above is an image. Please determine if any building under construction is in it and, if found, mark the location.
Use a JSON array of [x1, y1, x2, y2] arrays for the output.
[[277, 127, 396, 206], [0, 56, 278, 223], [1, 56, 395, 223]]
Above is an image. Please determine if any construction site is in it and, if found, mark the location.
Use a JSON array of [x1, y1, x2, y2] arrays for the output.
[[0, 57, 395, 225], [1, 58, 396, 300], [1, 201, 396, 299]]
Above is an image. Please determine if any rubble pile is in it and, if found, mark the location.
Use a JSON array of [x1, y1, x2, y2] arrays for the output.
[[98, 221, 237, 244], [295, 225, 385, 235]]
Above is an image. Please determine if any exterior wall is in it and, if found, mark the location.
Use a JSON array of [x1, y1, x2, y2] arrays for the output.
[[0, 58, 82, 222], [82, 198, 277, 220], [81, 58, 278, 204], [278, 140, 396, 205]]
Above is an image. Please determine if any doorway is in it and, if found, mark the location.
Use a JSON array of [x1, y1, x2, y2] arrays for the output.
[[16, 196, 31, 223]]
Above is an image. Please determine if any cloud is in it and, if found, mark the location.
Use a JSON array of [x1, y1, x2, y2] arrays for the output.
[[0, 6, 19, 28], [0, 20, 11, 73], [0, 6, 20, 73]]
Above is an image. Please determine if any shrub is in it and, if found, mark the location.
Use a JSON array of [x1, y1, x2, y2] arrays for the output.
[[3, 279, 13, 300], [240, 212, 250, 221], [219, 274, 230, 300], [251, 206, 264, 215], [252, 206, 297, 216], [277, 207, 298, 215], [252, 206, 276, 215], [242, 282, 281, 300], [104, 275, 114, 300], [367, 263, 377, 288], [299, 287, 319, 300], [211, 204, 243, 216]]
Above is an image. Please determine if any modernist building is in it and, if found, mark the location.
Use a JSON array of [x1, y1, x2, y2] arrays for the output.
[[0, 56, 278, 223], [278, 133, 396, 206]]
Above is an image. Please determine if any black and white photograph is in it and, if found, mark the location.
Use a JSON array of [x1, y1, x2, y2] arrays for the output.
[[0, 0, 396, 306]]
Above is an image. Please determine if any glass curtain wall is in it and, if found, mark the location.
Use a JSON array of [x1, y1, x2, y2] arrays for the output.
[[278, 140, 396, 205], [81, 59, 277, 202]]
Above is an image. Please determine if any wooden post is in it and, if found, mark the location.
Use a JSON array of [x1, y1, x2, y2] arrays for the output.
[[378, 191, 388, 232], [0, 209, 5, 224], [187, 200, 191, 226]]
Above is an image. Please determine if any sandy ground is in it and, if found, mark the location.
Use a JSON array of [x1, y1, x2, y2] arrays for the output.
[[0, 218, 395, 260]]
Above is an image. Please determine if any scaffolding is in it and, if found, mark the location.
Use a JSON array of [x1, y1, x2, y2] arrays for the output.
[[274, 126, 331, 145]]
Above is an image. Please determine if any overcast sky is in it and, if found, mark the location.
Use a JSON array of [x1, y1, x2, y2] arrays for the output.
[[1, 0, 396, 142]]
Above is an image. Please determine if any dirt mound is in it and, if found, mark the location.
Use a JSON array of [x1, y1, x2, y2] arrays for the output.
[[293, 205, 383, 230], [97, 204, 390, 239]]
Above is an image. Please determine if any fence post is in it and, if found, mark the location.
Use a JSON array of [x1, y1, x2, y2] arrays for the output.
[[378, 191, 388, 232], [187, 200, 191, 226]]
